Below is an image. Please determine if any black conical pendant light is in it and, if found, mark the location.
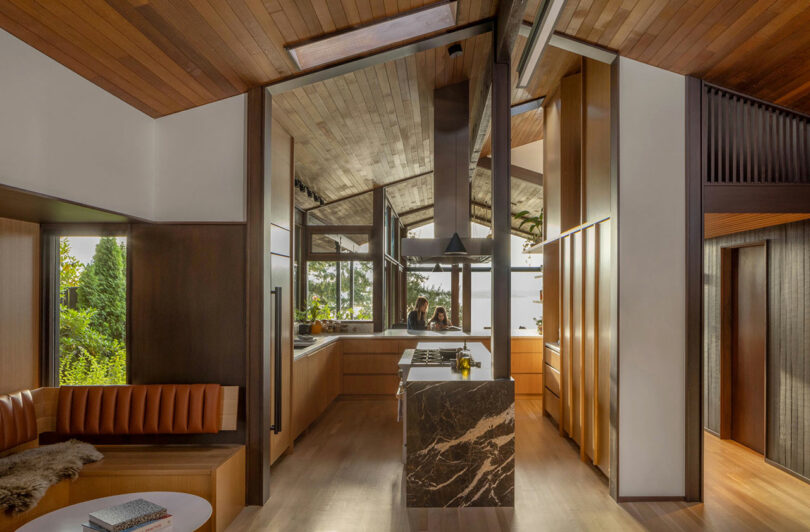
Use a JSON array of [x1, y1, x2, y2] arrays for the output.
[[444, 232, 467, 255], [432, 263, 444, 273]]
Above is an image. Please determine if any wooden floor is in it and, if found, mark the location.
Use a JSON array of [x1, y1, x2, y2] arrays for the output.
[[227, 399, 810, 531]]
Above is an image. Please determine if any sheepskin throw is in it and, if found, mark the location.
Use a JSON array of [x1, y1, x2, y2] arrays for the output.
[[0, 440, 103, 514]]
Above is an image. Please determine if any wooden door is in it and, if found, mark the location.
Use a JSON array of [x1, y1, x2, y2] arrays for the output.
[[730, 244, 767, 454]]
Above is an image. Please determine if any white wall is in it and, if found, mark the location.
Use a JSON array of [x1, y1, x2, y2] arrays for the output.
[[0, 28, 247, 222], [617, 57, 686, 498], [0, 29, 155, 220], [154, 95, 246, 222], [511, 140, 543, 173]]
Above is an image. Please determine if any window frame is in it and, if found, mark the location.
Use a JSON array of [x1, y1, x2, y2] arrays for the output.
[[41, 223, 131, 386]]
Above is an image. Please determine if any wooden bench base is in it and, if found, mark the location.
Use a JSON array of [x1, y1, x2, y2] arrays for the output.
[[0, 445, 245, 532]]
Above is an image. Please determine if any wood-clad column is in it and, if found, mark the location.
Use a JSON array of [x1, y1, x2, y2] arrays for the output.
[[491, 35, 512, 379], [685, 75, 704, 502], [246, 86, 270, 505], [371, 188, 384, 332]]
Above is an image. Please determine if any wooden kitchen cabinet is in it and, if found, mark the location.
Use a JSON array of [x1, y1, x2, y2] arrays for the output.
[[511, 337, 544, 397], [292, 342, 342, 441]]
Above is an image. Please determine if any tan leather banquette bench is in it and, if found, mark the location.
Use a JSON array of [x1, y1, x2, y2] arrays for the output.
[[0, 384, 242, 532]]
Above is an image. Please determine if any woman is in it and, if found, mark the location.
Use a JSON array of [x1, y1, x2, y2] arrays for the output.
[[428, 306, 452, 331], [407, 296, 429, 330]]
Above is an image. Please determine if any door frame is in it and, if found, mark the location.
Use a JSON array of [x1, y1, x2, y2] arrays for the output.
[[718, 241, 768, 455]]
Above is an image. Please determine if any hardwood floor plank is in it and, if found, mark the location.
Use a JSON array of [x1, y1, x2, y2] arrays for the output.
[[226, 399, 810, 531]]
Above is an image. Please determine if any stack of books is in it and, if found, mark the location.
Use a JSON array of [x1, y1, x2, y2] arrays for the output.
[[82, 499, 173, 532]]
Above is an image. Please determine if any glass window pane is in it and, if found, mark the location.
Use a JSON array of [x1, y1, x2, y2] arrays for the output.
[[511, 271, 542, 331], [471, 271, 491, 331], [59, 236, 127, 385], [310, 233, 370, 254], [306, 260, 373, 321], [407, 268, 453, 322], [340, 261, 373, 320]]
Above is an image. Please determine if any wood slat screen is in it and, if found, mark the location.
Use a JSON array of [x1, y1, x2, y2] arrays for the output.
[[705, 85, 810, 185]]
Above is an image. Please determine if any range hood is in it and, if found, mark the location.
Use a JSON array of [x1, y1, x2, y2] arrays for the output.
[[401, 80, 492, 264]]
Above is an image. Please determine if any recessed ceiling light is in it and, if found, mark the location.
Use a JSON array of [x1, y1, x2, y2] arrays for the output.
[[517, 0, 567, 88], [286, 1, 458, 71]]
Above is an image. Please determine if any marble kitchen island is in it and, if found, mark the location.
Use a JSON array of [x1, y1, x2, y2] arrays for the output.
[[402, 342, 515, 507]]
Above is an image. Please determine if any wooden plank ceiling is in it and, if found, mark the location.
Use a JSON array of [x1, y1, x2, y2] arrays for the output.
[[0, 0, 496, 118], [553, 0, 810, 115], [5, 0, 810, 236]]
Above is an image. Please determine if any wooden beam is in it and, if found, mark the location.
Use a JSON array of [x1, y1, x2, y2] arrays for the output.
[[469, 0, 526, 183], [371, 188, 385, 332], [518, 23, 617, 64], [477, 156, 543, 186], [304, 171, 432, 212], [512, 97, 545, 116], [266, 20, 494, 95], [399, 204, 433, 218], [491, 20, 514, 380]]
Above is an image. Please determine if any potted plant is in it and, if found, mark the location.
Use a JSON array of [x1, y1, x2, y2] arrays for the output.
[[309, 296, 325, 334], [295, 309, 310, 335]]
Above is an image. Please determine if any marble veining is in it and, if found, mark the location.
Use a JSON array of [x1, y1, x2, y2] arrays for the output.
[[406, 379, 515, 507]]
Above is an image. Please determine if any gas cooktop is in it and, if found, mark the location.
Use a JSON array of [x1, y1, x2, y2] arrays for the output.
[[410, 348, 459, 366]]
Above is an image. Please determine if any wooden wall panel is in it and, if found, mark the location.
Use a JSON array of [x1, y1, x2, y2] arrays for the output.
[[583, 59, 611, 223], [542, 241, 560, 345], [0, 217, 39, 395], [543, 89, 562, 241], [560, 73, 583, 233], [705, 213, 810, 240], [129, 224, 246, 443], [704, 218, 810, 479]]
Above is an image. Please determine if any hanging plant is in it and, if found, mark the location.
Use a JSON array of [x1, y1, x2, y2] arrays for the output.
[[513, 209, 543, 247]]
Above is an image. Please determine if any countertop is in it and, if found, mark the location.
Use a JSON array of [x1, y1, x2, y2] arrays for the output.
[[404, 341, 494, 382], [293, 329, 541, 359]]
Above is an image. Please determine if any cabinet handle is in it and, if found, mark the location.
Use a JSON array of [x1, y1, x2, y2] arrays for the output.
[[271, 286, 283, 435]]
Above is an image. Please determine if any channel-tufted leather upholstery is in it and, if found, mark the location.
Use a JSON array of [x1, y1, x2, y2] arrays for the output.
[[0, 390, 38, 452], [56, 384, 221, 435]]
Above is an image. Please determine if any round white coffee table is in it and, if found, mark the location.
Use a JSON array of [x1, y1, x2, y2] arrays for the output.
[[17, 491, 212, 531]]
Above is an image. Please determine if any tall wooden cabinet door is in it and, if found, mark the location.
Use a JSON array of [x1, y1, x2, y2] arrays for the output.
[[571, 230, 583, 446], [561, 236, 572, 434], [269, 119, 292, 230], [269, 253, 292, 464], [596, 220, 612, 475], [583, 225, 597, 460]]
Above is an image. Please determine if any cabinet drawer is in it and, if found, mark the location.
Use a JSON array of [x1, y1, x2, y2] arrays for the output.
[[511, 337, 543, 353], [343, 354, 400, 374], [544, 363, 560, 396], [544, 389, 560, 424], [511, 351, 543, 373], [342, 339, 400, 354], [513, 373, 543, 395], [342, 374, 399, 395], [544, 346, 561, 370]]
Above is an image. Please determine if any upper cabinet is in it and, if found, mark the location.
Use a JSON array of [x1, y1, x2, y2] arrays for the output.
[[543, 58, 612, 239]]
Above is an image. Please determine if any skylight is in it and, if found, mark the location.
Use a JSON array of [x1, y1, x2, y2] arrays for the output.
[[286, 1, 458, 71]]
